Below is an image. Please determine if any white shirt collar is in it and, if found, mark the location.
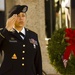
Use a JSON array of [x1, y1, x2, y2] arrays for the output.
[[20, 27, 25, 35], [15, 27, 25, 35]]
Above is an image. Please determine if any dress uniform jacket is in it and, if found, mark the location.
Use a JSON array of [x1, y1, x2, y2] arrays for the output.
[[0, 28, 42, 75]]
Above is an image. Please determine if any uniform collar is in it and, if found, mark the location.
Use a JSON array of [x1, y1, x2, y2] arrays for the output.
[[14, 27, 25, 35]]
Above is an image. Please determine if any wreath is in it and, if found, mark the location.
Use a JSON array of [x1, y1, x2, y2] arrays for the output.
[[48, 28, 75, 75]]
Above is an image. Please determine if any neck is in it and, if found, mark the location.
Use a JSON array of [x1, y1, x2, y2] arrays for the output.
[[15, 27, 24, 32]]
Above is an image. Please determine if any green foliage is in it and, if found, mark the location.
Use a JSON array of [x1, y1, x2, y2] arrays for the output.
[[48, 28, 75, 75]]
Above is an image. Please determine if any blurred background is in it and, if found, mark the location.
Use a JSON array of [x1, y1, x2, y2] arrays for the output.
[[0, 0, 75, 75]]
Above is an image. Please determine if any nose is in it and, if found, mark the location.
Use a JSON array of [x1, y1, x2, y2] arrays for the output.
[[19, 16, 23, 20]]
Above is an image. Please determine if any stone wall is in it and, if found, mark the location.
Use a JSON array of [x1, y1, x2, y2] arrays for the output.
[[6, 0, 58, 74]]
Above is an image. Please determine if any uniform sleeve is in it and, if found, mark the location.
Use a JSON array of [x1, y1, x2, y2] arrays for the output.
[[34, 35, 42, 75], [0, 28, 9, 52]]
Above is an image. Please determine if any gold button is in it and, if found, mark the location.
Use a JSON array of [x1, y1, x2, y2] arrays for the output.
[[23, 45, 25, 47], [22, 51, 25, 53], [22, 57, 24, 60], [22, 63, 24, 66]]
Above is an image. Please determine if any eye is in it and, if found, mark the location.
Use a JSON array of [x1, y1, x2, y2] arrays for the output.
[[22, 14, 25, 17], [17, 15, 20, 17]]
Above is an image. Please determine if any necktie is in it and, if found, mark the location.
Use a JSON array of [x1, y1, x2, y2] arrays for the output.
[[19, 32, 25, 40]]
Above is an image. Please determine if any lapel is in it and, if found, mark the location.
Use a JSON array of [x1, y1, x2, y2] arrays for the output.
[[11, 28, 29, 41], [23, 28, 29, 41], [11, 29, 22, 40]]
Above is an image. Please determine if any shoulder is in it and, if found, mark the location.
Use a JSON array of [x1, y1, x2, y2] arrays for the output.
[[25, 28, 37, 36]]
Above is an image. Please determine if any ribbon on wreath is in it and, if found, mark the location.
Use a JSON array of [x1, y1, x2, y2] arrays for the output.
[[62, 28, 75, 68]]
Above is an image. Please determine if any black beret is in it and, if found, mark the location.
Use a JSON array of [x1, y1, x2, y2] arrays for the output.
[[8, 5, 28, 18]]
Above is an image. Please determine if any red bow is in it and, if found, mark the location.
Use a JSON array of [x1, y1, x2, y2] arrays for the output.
[[63, 28, 75, 68]]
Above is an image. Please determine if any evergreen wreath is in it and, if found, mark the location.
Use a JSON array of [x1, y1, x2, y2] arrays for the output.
[[48, 28, 75, 75]]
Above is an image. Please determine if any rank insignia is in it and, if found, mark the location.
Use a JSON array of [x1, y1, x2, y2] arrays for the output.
[[12, 53, 17, 59]]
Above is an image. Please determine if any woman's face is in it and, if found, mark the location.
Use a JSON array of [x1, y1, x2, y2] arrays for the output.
[[15, 12, 26, 28]]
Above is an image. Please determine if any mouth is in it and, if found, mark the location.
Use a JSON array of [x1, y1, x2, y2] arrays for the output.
[[19, 21, 24, 23]]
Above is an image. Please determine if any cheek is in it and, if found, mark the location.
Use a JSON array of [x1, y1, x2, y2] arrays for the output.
[[22, 18, 26, 23], [23, 17, 26, 21], [15, 21, 19, 25]]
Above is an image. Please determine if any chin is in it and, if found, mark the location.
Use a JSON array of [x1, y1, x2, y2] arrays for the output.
[[19, 25, 24, 27]]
